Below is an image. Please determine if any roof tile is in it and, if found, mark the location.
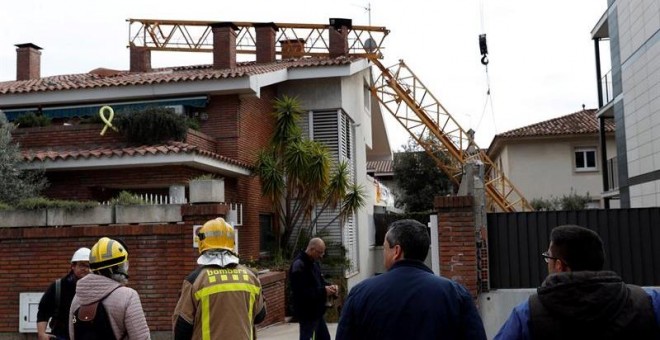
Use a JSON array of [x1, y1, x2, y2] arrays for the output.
[[495, 109, 614, 138], [0, 57, 359, 95], [22, 141, 251, 170]]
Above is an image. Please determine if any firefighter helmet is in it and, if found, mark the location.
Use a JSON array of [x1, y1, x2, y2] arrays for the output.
[[71, 247, 91, 263], [89, 237, 128, 272], [198, 218, 235, 254]]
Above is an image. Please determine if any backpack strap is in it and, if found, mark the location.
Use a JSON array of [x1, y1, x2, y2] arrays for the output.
[[54, 278, 61, 317]]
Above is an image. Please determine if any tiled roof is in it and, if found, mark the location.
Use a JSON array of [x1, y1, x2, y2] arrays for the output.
[[495, 109, 614, 138], [0, 56, 360, 95], [22, 141, 252, 169], [367, 160, 393, 174]]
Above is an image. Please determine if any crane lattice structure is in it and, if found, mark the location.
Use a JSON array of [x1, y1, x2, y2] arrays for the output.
[[128, 19, 533, 212]]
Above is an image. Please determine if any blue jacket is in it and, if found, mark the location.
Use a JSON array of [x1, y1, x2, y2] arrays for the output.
[[495, 287, 660, 340], [336, 259, 486, 340]]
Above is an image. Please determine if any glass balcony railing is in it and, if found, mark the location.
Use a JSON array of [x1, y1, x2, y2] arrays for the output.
[[606, 156, 618, 191], [601, 70, 614, 105]]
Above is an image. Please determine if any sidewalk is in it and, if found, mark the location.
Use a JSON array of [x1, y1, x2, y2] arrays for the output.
[[257, 322, 338, 339]]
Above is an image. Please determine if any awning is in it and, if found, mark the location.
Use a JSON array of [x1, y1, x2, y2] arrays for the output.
[[3, 96, 208, 120]]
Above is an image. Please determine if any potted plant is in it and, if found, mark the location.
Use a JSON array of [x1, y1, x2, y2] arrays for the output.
[[189, 174, 225, 204]]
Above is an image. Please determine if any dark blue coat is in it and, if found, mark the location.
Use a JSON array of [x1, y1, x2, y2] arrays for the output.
[[289, 251, 330, 322], [336, 259, 486, 340]]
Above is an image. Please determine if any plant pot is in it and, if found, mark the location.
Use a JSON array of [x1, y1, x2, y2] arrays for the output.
[[189, 179, 225, 203]]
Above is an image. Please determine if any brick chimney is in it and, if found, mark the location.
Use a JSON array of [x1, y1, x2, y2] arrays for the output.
[[329, 18, 352, 58], [280, 39, 305, 59], [254, 23, 278, 63], [211, 22, 238, 69], [15, 43, 42, 81], [130, 46, 151, 73]]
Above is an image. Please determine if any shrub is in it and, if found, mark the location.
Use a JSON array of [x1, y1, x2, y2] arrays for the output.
[[114, 107, 189, 145], [15, 197, 98, 212], [110, 191, 145, 205], [14, 112, 52, 128], [0, 202, 12, 210], [189, 174, 218, 181], [0, 111, 49, 204]]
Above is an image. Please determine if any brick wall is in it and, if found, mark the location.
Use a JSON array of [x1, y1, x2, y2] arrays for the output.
[[0, 223, 285, 336], [434, 196, 479, 298], [13, 125, 124, 148], [44, 166, 206, 201], [259, 271, 286, 326], [200, 89, 278, 259]]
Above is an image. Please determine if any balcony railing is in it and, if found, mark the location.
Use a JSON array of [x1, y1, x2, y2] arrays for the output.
[[601, 70, 614, 105], [606, 156, 618, 191]]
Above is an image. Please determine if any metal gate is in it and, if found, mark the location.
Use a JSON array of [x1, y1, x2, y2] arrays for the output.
[[487, 208, 660, 288]]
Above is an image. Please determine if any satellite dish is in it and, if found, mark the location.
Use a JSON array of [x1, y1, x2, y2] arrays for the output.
[[364, 37, 377, 53]]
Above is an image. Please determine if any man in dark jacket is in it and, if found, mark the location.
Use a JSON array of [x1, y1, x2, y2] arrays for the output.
[[37, 247, 90, 340], [289, 237, 338, 340], [336, 219, 486, 340], [495, 224, 660, 340]]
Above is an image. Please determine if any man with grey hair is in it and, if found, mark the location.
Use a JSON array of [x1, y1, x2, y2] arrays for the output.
[[289, 237, 338, 340], [337, 219, 486, 339]]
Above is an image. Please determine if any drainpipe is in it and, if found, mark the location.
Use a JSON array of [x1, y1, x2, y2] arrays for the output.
[[594, 38, 610, 209]]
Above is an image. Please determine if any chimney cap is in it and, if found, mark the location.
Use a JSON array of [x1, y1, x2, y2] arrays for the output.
[[253, 22, 279, 31], [329, 18, 352, 30], [15, 43, 43, 50], [210, 22, 239, 30]]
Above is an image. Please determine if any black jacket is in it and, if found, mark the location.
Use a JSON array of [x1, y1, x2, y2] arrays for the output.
[[289, 251, 329, 321], [37, 271, 78, 339], [530, 271, 659, 340]]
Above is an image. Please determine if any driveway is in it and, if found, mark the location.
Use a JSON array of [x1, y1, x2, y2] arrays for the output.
[[257, 322, 338, 339]]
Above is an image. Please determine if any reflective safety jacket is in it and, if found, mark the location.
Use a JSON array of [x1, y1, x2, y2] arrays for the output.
[[172, 263, 266, 340]]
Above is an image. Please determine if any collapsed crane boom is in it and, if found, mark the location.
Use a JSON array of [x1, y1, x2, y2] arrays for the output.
[[127, 18, 533, 212]]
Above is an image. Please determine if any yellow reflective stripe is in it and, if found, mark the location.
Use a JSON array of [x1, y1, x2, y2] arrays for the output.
[[194, 282, 261, 340], [200, 294, 211, 340]]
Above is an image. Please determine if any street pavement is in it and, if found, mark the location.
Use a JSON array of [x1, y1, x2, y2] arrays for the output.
[[257, 322, 338, 339]]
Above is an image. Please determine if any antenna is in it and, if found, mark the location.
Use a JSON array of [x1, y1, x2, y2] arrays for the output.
[[352, 2, 372, 25]]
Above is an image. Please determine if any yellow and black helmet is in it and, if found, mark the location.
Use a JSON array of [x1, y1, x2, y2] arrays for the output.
[[198, 218, 235, 254], [89, 237, 128, 272]]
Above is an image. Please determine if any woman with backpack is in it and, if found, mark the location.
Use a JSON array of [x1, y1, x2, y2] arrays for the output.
[[69, 237, 150, 340]]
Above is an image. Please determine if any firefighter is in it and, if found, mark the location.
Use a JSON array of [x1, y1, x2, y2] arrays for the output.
[[173, 218, 266, 340]]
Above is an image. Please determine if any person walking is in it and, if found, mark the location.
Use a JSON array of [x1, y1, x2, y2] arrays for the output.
[[172, 218, 266, 340], [495, 224, 660, 339], [336, 219, 486, 340], [37, 247, 91, 340], [69, 237, 150, 340], [289, 237, 338, 340]]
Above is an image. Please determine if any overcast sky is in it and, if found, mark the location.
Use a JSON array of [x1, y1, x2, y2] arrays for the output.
[[0, 0, 608, 149]]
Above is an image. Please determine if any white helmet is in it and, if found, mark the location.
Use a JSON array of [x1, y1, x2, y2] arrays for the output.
[[71, 247, 91, 263]]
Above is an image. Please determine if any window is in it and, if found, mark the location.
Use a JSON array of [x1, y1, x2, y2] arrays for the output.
[[575, 148, 597, 171], [259, 214, 276, 255]]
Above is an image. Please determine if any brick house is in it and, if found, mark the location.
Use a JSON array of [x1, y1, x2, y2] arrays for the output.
[[0, 19, 393, 336]]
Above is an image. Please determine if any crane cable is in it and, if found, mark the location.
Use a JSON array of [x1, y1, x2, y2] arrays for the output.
[[476, 0, 497, 134]]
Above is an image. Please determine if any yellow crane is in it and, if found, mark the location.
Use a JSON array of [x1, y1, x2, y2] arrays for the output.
[[127, 18, 533, 212]]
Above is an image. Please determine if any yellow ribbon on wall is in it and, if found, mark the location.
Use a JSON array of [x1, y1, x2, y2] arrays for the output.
[[99, 106, 118, 136]]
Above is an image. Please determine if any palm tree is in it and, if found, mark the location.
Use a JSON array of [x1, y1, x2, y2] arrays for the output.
[[254, 96, 366, 256]]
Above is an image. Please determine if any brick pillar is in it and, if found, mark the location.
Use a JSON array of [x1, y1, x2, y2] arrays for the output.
[[434, 195, 479, 298], [211, 22, 238, 70], [329, 18, 352, 58], [254, 23, 278, 63], [129, 46, 151, 73], [15, 43, 42, 80]]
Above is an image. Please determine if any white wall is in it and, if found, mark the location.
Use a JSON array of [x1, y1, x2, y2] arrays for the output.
[[496, 136, 616, 205]]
